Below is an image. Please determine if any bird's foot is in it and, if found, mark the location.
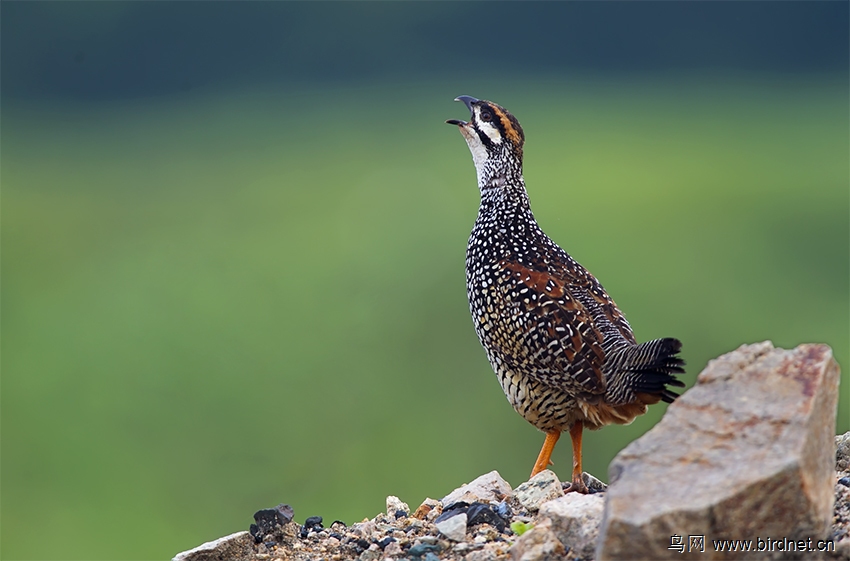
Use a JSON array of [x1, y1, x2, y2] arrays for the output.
[[563, 476, 589, 494], [562, 472, 607, 494]]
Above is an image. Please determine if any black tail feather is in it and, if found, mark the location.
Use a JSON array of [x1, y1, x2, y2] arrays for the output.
[[611, 337, 686, 404]]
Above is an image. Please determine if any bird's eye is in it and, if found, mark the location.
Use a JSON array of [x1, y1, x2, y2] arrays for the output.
[[480, 110, 493, 123]]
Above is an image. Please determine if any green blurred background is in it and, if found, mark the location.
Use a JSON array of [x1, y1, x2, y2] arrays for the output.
[[2, 3, 848, 560]]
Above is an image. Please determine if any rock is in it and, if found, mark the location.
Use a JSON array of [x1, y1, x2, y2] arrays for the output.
[[250, 504, 294, 542], [597, 342, 841, 560], [441, 470, 512, 508], [837, 432, 850, 473], [570, 472, 607, 494], [408, 542, 441, 557], [537, 493, 604, 560], [172, 531, 255, 561], [463, 548, 501, 561], [353, 518, 376, 538], [412, 497, 441, 521], [436, 512, 468, 541], [383, 539, 403, 557], [386, 495, 410, 518], [467, 502, 508, 532], [515, 470, 563, 512], [509, 518, 567, 561]]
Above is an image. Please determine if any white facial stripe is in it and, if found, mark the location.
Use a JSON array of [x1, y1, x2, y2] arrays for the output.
[[460, 125, 489, 172], [474, 107, 503, 144]]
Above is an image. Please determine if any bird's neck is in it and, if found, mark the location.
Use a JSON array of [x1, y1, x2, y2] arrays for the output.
[[477, 172, 535, 228], [476, 155, 523, 192]]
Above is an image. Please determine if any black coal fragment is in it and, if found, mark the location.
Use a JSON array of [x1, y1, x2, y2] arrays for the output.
[[839, 476, 850, 487], [494, 500, 512, 522], [251, 503, 295, 542], [378, 536, 397, 550], [433, 501, 468, 525], [300, 515, 324, 538], [394, 509, 407, 519], [466, 502, 506, 532]]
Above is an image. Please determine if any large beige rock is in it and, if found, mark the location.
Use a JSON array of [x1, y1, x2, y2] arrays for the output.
[[172, 531, 254, 561], [597, 342, 840, 560]]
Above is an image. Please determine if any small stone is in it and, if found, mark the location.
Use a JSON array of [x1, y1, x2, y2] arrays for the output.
[[839, 477, 850, 488], [466, 502, 507, 532], [464, 548, 500, 561], [442, 471, 513, 508], [413, 498, 440, 520], [386, 495, 410, 517], [408, 542, 441, 557], [252, 504, 294, 542], [494, 501, 512, 522], [538, 492, 604, 560], [436, 512, 468, 541], [509, 519, 566, 561], [423, 553, 441, 561], [514, 470, 563, 512], [358, 543, 381, 561], [570, 472, 607, 494], [355, 519, 376, 538], [377, 536, 396, 550], [304, 515, 323, 529], [383, 540, 402, 557], [435, 502, 468, 525], [419, 535, 439, 545]]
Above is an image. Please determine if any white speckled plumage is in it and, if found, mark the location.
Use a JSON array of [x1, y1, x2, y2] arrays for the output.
[[448, 96, 685, 489]]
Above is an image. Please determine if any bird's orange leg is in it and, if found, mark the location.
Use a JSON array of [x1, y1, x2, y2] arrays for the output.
[[530, 430, 560, 477], [565, 420, 588, 493]]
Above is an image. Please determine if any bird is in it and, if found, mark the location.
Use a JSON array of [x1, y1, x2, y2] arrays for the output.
[[447, 96, 685, 493]]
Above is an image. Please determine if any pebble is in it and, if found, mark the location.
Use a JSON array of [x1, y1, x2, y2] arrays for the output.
[[514, 470, 563, 512], [413, 498, 439, 520], [435, 512, 468, 541], [384, 540, 403, 557], [434, 503, 468, 525], [300, 515, 323, 538], [441, 471, 513, 509], [839, 476, 850, 487], [251, 503, 295, 542], [386, 495, 410, 517], [466, 502, 507, 532], [356, 519, 376, 537], [377, 536, 396, 550], [408, 542, 441, 557], [418, 536, 439, 545]]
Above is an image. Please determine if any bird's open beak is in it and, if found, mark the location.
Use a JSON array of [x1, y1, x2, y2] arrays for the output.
[[446, 95, 479, 126]]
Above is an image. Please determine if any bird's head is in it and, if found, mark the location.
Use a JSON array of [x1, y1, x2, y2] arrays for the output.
[[447, 96, 525, 188]]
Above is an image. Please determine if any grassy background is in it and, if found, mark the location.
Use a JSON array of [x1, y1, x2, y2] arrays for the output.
[[2, 76, 848, 559]]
